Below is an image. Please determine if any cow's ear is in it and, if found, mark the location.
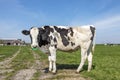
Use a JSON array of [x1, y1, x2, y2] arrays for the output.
[[22, 30, 30, 35]]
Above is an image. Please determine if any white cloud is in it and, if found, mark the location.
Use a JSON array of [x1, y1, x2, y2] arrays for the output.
[[93, 15, 120, 29], [91, 14, 120, 43]]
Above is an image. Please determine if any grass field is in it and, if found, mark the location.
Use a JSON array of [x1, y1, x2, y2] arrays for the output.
[[0, 46, 19, 61], [0, 45, 120, 80]]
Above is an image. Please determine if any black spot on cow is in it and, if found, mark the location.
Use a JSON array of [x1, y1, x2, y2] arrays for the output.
[[68, 37, 70, 40], [37, 28, 50, 47], [54, 45, 57, 48], [54, 37, 57, 42], [71, 42, 75, 46], [39, 28, 48, 41], [44, 25, 54, 33], [40, 26, 54, 42], [90, 26, 95, 40], [69, 27, 74, 36], [38, 26, 54, 42], [37, 34, 50, 47], [54, 26, 69, 46], [38, 28, 45, 34]]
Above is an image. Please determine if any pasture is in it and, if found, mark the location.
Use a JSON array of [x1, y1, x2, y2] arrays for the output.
[[0, 45, 120, 80]]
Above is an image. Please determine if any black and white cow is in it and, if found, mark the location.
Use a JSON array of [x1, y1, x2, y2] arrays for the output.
[[22, 25, 96, 73]]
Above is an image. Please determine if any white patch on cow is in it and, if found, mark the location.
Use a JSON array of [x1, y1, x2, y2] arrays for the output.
[[30, 27, 39, 48]]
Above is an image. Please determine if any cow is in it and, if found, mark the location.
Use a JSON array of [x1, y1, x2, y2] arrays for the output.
[[22, 25, 96, 74]]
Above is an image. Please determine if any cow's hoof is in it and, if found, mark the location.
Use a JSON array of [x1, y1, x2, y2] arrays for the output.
[[49, 68, 52, 72], [44, 68, 49, 73], [44, 70, 49, 73], [52, 71, 57, 75], [52, 72, 56, 75], [75, 71, 80, 74], [87, 70, 91, 72]]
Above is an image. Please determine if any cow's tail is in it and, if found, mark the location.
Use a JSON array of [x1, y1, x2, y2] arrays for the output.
[[91, 26, 96, 54]]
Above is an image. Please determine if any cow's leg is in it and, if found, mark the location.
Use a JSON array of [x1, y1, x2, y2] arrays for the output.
[[87, 42, 93, 72], [87, 51, 92, 72], [77, 41, 92, 73], [76, 48, 87, 73], [52, 60, 56, 73], [49, 46, 57, 73], [48, 56, 52, 72]]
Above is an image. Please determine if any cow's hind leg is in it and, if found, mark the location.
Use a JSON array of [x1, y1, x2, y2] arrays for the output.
[[76, 48, 87, 73], [87, 41, 93, 72], [76, 41, 92, 73], [87, 51, 92, 72]]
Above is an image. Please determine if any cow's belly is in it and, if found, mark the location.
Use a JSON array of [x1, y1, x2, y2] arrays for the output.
[[57, 44, 80, 51]]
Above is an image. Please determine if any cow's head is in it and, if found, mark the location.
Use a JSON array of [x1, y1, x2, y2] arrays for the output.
[[22, 27, 50, 50], [22, 27, 39, 48]]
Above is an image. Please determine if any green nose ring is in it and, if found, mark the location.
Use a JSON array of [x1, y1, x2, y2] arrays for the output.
[[32, 47, 38, 50]]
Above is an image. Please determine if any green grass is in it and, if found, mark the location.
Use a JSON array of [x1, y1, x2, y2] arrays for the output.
[[1, 45, 120, 80], [11, 46, 34, 70], [82, 45, 120, 80], [0, 46, 19, 61], [32, 45, 120, 80]]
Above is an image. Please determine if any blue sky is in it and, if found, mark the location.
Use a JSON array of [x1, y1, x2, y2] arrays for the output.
[[0, 0, 120, 43]]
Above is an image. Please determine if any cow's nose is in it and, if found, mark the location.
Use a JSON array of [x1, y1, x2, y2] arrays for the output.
[[31, 45, 38, 50], [31, 45, 38, 48], [33, 46, 37, 48]]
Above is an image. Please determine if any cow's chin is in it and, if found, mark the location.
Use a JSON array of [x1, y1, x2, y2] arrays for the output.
[[39, 44, 50, 54]]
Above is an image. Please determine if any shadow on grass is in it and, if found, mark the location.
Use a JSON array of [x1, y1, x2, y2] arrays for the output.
[[43, 64, 95, 73], [57, 63, 95, 70], [57, 64, 79, 69]]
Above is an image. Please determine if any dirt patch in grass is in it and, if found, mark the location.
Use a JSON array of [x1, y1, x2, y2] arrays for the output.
[[40, 69, 89, 80], [55, 69, 90, 80], [31, 50, 42, 69], [12, 49, 42, 80], [12, 69, 36, 80], [0, 69, 14, 74]]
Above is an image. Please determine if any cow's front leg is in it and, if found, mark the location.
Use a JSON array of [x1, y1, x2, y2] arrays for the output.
[[52, 57, 56, 73], [49, 46, 57, 74], [48, 56, 52, 72]]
